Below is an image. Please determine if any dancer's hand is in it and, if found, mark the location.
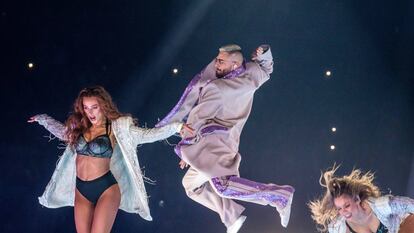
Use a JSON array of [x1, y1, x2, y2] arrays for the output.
[[28, 115, 40, 123], [179, 160, 188, 169], [180, 123, 194, 138], [251, 46, 264, 61]]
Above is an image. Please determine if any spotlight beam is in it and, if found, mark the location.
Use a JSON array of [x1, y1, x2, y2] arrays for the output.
[[118, 0, 216, 112]]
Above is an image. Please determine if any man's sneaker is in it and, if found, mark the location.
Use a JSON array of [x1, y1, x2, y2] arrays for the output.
[[277, 191, 294, 228], [227, 215, 247, 233]]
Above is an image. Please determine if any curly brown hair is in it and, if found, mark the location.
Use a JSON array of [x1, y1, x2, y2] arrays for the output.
[[308, 164, 381, 232], [65, 86, 126, 146]]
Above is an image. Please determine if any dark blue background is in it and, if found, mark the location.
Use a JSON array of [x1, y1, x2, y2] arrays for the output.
[[1, 0, 413, 232]]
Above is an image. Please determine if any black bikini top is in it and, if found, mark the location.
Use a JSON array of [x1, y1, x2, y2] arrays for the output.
[[75, 122, 113, 158], [346, 221, 388, 233]]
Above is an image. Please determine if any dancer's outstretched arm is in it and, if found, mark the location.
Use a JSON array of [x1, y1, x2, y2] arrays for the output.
[[130, 121, 193, 145], [28, 114, 68, 141]]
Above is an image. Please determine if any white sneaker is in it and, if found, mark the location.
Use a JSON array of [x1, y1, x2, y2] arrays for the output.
[[277, 191, 294, 228], [227, 215, 247, 233]]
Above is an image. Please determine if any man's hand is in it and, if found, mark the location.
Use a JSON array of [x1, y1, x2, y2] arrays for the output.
[[179, 159, 189, 169], [180, 123, 194, 138], [251, 46, 264, 61]]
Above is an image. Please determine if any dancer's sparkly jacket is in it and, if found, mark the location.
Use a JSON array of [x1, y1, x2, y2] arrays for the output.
[[35, 114, 182, 221], [328, 195, 414, 233]]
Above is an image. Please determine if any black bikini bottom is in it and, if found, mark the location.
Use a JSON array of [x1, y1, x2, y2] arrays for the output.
[[76, 171, 118, 205]]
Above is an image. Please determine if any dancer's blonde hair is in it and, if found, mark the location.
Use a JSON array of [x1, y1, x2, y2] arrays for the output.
[[308, 164, 381, 232]]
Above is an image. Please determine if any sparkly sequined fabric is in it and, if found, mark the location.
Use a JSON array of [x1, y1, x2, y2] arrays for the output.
[[35, 114, 68, 141], [36, 115, 181, 221], [329, 195, 414, 233]]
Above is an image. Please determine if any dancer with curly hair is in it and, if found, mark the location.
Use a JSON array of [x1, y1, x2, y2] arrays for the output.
[[29, 86, 191, 233], [309, 165, 414, 233]]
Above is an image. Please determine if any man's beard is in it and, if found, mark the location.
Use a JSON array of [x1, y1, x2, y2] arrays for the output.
[[216, 69, 230, 78]]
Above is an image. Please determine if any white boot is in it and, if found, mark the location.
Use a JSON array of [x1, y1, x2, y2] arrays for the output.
[[277, 192, 294, 228], [227, 215, 247, 233]]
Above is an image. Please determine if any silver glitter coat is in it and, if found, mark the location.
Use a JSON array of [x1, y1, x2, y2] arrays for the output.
[[328, 195, 414, 233], [35, 114, 182, 221]]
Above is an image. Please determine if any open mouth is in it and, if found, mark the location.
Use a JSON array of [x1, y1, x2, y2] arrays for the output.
[[88, 115, 97, 122]]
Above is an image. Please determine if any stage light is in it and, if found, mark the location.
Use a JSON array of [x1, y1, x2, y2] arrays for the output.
[[158, 200, 165, 207], [331, 127, 337, 132], [325, 70, 332, 78], [330, 145, 336, 150], [28, 62, 34, 69], [173, 68, 179, 74]]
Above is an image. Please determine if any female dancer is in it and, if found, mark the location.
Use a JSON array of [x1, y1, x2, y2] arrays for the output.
[[309, 165, 414, 233], [29, 86, 191, 233]]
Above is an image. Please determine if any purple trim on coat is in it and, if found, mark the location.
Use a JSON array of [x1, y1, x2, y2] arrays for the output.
[[200, 125, 228, 135], [174, 136, 196, 158], [174, 125, 228, 159], [211, 176, 229, 193], [211, 176, 290, 208], [173, 144, 182, 158], [222, 61, 246, 80], [229, 176, 295, 193], [155, 73, 203, 128]]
